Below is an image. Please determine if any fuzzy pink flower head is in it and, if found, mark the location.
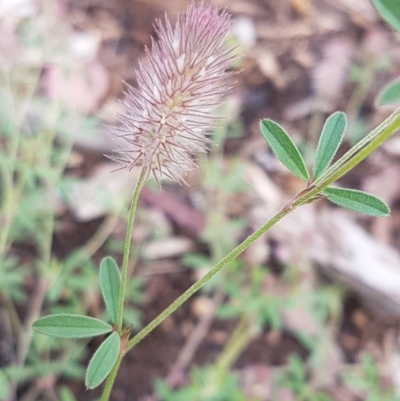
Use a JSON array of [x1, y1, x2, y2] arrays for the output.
[[110, 2, 238, 185]]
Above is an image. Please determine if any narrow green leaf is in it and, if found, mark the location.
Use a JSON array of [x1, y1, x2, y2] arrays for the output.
[[371, 0, 400, 32], [377, 78, 400, 106], [85, 332, 120, 389], [322, 187, 390, 217], [313, 112, 347, 179], [32, 314, 112, 338], [99, 257, 121, 324], [259, 119, 309, 180]]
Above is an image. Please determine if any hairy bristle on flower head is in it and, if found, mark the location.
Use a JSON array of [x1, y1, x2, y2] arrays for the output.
[[109, 2, 238, 186]]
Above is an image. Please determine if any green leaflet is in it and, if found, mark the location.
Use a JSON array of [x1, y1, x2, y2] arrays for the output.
[[322, 187, 390, 217], [100, 257, 121, 324], [313, 112, 347, 179], [32, 314, 112, 338], [85, 332, 120, 389], [377, 78, 400, 106], [259, 119, 309, 181], [371, 0, 400, 32]]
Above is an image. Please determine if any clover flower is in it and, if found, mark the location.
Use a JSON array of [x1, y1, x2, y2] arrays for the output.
[[110, 2, 238, 185]]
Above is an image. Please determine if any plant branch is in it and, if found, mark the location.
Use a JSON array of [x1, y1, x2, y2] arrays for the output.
[[116, 168, 147, 332], [127, 107, 400, 351], [99, 107, 400, 401], [128, 205, 289, 350]]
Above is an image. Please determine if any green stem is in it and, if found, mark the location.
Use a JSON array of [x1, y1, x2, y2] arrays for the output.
[[100, 356, 122, 401], [128, 107, 400, 351], [116, 168, 147, 332], [128, 206, 289, 350], [100, 169, 147, 401]]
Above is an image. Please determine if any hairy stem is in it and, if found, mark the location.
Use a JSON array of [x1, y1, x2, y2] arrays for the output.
[[128, 205, 289, 350], [116, 168, 147, 332], [101, 169, 147, 401]]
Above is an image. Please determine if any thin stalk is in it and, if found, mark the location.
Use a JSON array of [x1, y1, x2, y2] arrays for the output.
[[128, 206, 289, 350], [100, 169, 147, 401], [128, 107, 400, 351], [116, 168, 147, 332]]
